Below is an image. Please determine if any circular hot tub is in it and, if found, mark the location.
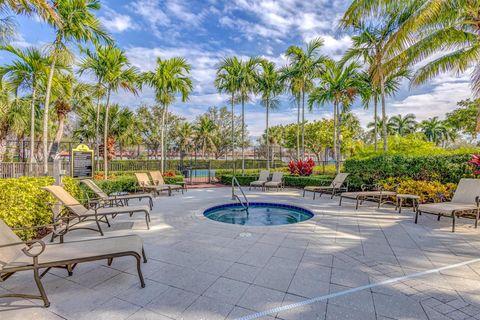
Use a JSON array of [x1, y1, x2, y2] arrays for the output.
[[203, 202, 314, 226]]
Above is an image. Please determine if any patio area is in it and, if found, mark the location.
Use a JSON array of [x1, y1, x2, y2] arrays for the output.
[[1, 187, 480, 320]]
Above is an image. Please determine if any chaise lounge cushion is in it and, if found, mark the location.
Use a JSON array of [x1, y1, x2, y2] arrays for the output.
[[3, 235, 143, 270], [418, 202, 478, 216]]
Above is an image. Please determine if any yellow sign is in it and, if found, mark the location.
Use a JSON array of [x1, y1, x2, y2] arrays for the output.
[[71, 144, 94, 178]]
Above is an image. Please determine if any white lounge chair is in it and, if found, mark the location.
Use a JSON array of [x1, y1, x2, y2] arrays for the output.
[[264, 172, 284, 191], [303, 173, 349, 199], [249, 170, 270, 190], [416, 178, 480, 232]]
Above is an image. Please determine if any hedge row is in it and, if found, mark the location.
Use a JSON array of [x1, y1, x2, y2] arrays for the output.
[[220, 174, 333, 188], [343, 154, 473, 190], [0, 176, 84, 240]]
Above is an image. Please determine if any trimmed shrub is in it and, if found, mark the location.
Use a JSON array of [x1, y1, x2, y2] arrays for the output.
[[343, 154, 473, 190], [380, 177, 456, 204], [0, 177, 55, 239], [214, 167, 289, 178]]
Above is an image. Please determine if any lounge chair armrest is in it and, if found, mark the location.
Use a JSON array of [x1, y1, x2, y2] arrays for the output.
[[0, 240, 46, 258], [22, 240, 46, 258], [361, 184, 380, 191], [476, 196, 480, 207], [12, 220, 65, 232]]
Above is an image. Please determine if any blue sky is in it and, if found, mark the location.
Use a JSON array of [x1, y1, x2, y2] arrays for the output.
[[5, 0, 473, 137]]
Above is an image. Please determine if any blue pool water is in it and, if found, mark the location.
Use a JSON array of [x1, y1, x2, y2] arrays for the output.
[[203, 202, 314, 226]]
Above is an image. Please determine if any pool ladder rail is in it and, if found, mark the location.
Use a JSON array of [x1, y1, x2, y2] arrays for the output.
[[232, 176, 249, 213]]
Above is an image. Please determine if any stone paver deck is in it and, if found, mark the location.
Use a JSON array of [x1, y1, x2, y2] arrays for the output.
[[2, 187, 480, 320]]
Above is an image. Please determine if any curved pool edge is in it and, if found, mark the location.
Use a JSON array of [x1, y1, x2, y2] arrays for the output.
[[203, 202, 315, 227]]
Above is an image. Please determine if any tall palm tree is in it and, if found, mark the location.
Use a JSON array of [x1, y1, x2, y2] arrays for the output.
[[279, 65, 302, 159], [420, 117, 449, 146], [256, 60, 283, 169], [78, 45, 109, 169], [236, 57, 261, 174], [101, 46, 139, 178], [194, 115, 217, 159], [41, 0, 111, 174], [1, 0, 61, 44], [367, 116, 393, 140], [341, 8, 415, 152], [215, 57, 241, 172], [388, 113, 417, 136], [49, 74, 95, 156], [175, 122, 193, 167], [0, 45, 49, 170], [308, 59, 366, 174], [142, 57, 192, 173], [283, 38, 326, 158], [343, 1, 480, 131]]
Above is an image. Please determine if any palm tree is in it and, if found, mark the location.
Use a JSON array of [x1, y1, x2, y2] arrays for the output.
[[49, 74, 95, 156], [1, 0, 60, 44], [175, 122, 193, 167], [194, 115, 217, 159], [101, 46, 139, 178], [41, 0, 111, 174], [283, 38, 326, 158], [215, 57, 241, 172], [256, 60, 283, 169], [279, 65, 302, 159], [341, 8, 415, 152], [308, 59, 366, 174], [0, 45, 49, 171], [343, 1, 480, 131], [236, 57, 261, 174], [78, 45, 109, 169], [388, 113, 417, 136], [420, 117, 449, 146], [142, 57, 192, 173], [367, 116, 393, 141]]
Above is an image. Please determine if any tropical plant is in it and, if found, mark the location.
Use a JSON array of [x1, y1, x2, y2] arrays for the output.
[[142, 57, 192, 173], [49, 74, 96, 156], [194, 115, 217, 159], [308, 59, 366, 173], [282, 38, 326, 159], [256, 60, 283, 169], [420, 117, 449, 146], [175, 122, 193, 164], [97, 45, 139, 178], [445, 99, 479, 140], [388, 113, 417, 136], [41, 0, 111, 173], [0, 45, 50, 169], [78, 44, 109, 167], [342, 6, 417, 152]]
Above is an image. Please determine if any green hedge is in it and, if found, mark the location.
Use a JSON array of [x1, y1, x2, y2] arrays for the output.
[[343, 154, 474, 190], [214, 167, 289, 178], [91, 175, 184, 195], [220, 174, 333, 188], [0, 176, 84, 240]]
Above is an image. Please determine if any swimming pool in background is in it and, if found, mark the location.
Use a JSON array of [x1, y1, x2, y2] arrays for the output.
[[203, 202, 314, 226]]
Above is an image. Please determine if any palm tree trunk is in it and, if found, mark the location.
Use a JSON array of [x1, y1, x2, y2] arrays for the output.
[[103, 88, 111, 180], [374, 97, 378, 152], [49, 113, 65, 157], [336, 104, 342, 174], [160, 104, 167, 173], [241, 99, 245, 175], [296, 94, 300, 160], [266, 98, 270, 170], [42, 55, 57, 175], [94, 81, 102, 172], [231, 94, 235, 175], [301, 90, 305, 159], [333, 101, 338, 174], [379, 71, 388, 152], [29, 81, 37, 174]]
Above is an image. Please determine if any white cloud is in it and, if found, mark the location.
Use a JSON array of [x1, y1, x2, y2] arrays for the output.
[[100, 9, 138, 33]]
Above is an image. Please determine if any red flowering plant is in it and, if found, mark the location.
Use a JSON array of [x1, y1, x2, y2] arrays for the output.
[[288, 158, 315, 176], [162, 171, 176, 177], [468, 154, 480, 175]]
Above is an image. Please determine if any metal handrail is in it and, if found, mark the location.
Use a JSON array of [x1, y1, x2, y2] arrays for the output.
[[232, 176, 249, 209]]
